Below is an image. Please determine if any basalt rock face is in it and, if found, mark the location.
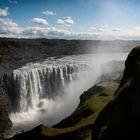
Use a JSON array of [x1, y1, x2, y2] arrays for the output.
[[92, 46, 140, 140], [0, 87, 12, 137]]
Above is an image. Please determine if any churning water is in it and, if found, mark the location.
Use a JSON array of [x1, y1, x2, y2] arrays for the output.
[[1, 53, 128, 135]]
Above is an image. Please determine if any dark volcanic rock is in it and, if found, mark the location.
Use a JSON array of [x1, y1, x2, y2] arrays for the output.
[[0, 86, 12, 137], [92, 46, 140, 140]]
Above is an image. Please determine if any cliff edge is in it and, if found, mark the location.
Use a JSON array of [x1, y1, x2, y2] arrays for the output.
[[0, 86, 12, 139], [92, 46, 140, 140]]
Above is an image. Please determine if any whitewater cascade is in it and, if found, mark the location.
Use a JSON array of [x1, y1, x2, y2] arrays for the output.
[[12, 65, 86, 112], [0, 53, 129, 135], [0, 55, 91, 113], [0, 54, 128, 114]]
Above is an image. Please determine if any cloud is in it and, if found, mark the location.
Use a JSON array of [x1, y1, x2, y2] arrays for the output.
[[9, 0, 18, 4], [21, 27, 140, 39], [97, 28, 105, 32], [42, 10, 55, 16], [112, 28, 122, 32], [1, 17, 140, 40], [0, 18, 17, 27], [0, 7, 9, 16], [57, 17, 74, 26], [134, 26, 140, 30], [32, 18, 48, 25], [89, 27, 96, 30], [0, 18, 23, 37], [0, 18, 70, 38], [23, 26, 71, 38]]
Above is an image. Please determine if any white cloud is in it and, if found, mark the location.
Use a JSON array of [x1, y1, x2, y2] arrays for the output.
[[9, 0, 18, 4], [0, 7, 9, 16], [134, 26, 140, 30], [23, 26, 70, 38], [112, 28, 122, 32], [67, 16, 72, 19], [32, 18, 48, 25], [42, 10, 55, 16], [0, 18, 23, 37], [1, 17, 140, 40], [97, 28, 106, 32], [89, 27, 96, 30], [57, 17, 74, 26], [0, 18, 17, 27]]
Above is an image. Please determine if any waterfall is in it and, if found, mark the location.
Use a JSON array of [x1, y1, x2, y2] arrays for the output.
[[12, 65, 84, 112], [0, 54, 128, 113], [0, 55, 91, 113], [0, 53, 128, 135]]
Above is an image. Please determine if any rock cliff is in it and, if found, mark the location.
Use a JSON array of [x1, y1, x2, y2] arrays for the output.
[[92, 46, 140, 140], [0, 86, 12, 138]]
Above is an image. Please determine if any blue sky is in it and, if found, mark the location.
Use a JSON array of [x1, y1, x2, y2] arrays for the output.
[[0, 0, 140, 39]]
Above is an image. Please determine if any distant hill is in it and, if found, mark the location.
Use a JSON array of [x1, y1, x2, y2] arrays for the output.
[[0, 38, 139, 72]]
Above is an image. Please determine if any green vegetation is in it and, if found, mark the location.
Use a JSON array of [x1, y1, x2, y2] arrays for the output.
[[10, 81, 119, 140]]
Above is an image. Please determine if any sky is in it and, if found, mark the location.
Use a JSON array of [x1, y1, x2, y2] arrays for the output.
[[1, 0, 140, 39]]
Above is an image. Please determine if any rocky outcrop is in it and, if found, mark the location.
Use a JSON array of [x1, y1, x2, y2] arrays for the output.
[[0, 86, 12, 137], [92, 46, 140, 140]]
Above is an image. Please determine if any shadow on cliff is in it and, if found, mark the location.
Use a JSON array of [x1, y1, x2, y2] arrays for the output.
[[92, 46, 140, 140], [0, 86, 12, 138]]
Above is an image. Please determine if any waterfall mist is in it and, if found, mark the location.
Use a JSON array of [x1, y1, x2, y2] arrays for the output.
[[3, 53, 128, 135]]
